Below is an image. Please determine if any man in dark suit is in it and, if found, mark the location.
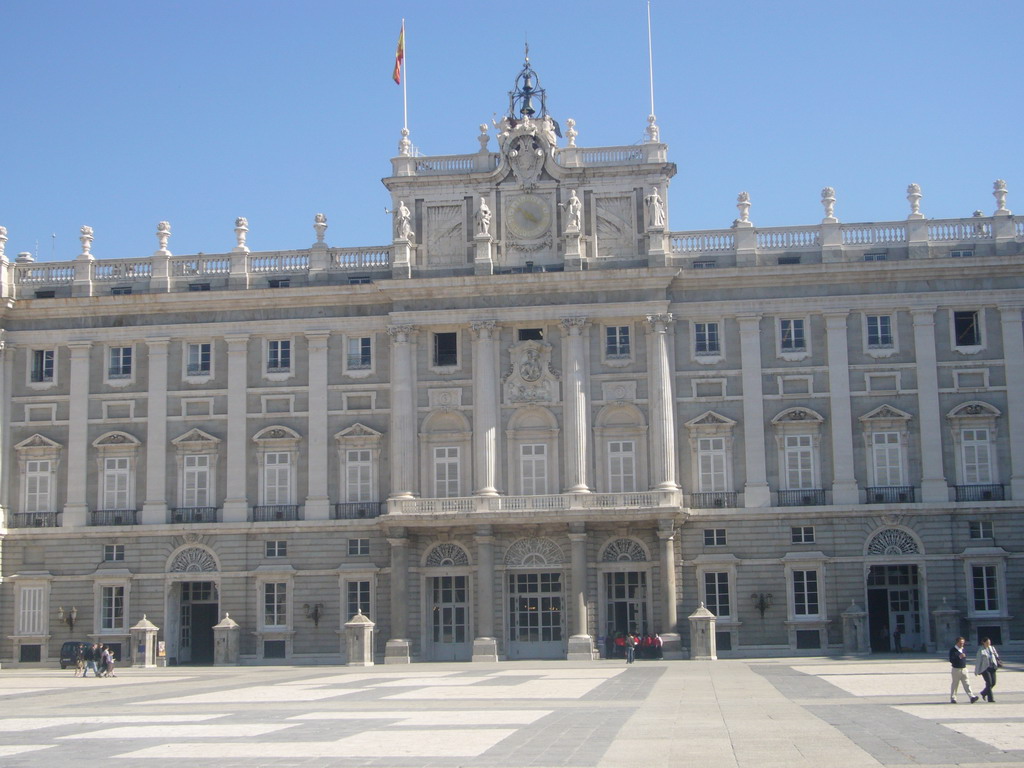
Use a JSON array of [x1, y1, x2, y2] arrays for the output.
[[949, 637, 978, 703]]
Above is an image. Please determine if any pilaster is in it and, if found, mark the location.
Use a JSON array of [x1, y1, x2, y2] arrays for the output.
[[999, 306, 1024, 500], [472, 525, 499, 662], [911, 309, 949, 501], [63, 341, 92, 526], [470, 321, 499, 496], [387, 325, 418, 499], [222, 334, 250, 522], [560, 317, 591, 493], [140, 338, 170, 524], [304, 331, 331, 520], [566, 526, 594, 660], [645, 314, 678, 491], [385, 532, 411, 664], [824, 313, 859, 503], [737, 315, 770, 506]]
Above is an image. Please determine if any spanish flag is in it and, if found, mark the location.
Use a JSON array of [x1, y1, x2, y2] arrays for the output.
[[393, 23, 405, 85]]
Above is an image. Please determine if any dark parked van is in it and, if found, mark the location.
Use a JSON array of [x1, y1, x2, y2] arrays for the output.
[[59, 640, 91, 669]]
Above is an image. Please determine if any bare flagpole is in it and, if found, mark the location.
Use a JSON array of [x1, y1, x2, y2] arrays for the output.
[[647, 1, 655, 118]]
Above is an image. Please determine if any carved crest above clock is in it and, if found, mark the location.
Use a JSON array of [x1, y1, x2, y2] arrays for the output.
[[503, 340, 560, 404]]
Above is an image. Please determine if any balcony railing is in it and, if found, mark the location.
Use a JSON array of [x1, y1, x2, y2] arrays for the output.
[[865, 486, 917, 504], [91, 509, 138, 526], [171, 507, 219, 523], [777, 489, 827, 507], [252, 505, 300, 521], [333, 502, 384, 520], [954, 484, 1005, 502], [10, 512, 61, 528], [689, 492, 738, 509], [390, 490, 680, 515]]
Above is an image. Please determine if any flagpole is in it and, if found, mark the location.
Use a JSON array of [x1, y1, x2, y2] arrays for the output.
[[402, 19, 408, 133], [647, 1, 655, 118]]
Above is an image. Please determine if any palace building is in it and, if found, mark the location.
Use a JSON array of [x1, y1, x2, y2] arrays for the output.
[[1, 58, 1022, 665]]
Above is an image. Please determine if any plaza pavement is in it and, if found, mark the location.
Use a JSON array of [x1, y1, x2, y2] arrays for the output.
[[0, 655, 1021, 767]]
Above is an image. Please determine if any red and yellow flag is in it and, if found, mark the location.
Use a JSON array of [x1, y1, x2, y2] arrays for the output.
[[393, 23, 405, 85]]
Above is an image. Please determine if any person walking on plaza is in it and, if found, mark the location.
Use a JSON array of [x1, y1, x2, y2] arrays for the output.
[[82, 643, 99, 678], [975, 637, 1001, 702], [949, 636, 979, 703], [625, 633, 637, 664]]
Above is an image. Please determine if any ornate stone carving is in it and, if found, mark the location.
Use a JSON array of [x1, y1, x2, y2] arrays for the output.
[[645, 313, 674, 332], [425, 542, 469, 567], [475, 197, 492, 237], [644, 186, 666, 230], [477, 123, 490, 152], [645, 114, 660, 143], [505, 537, 565, 567], [907, 184, 923, 219], [565, 118, 577, 147], [469, 320, 498, 340], [398, 127, 412, 157], [79, 225, 94, 258], [506, 133, 546, 188], [170, 546, 218, 573], [428, 388, 462, 409], [559, 317, 587, 335], [0, 225, 7, 259], [866, 528, 919, 556], [560, 189, 583, 233], [386, 324, 417, 343], [993, 179, 1010, 214], [393, 201, 413, 242], [821, 187, 837, 222], [313, 213, 327, 243], [155, 221, 171, 254], [425, 204, 462, 264], [503, 340, 559, 404], [736, 191, 751, 225], [601, 538, 648, 562], [595, 196, 634, 256]]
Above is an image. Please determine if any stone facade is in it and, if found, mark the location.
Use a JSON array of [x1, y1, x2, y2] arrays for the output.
[[1, 61, 1022, 665]]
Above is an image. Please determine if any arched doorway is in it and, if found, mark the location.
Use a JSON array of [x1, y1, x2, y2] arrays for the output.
[[864, 528, 927, 653], [166, 545, 220, 664], [598, 538, 652, 658], [504, 537, 566, 659], [423, 542, 472, 661]]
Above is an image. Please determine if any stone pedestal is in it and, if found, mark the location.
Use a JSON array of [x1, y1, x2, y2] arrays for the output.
[[647, 229, 668, 266], [688, 603, 717, 661], [932, 599, 961, 653], [392, 239, 412, 279], [384, 638, 411, 664], [472, 637, 499, 663], [841, 601, 869, 654], [213, 613, 240, 665], [474, 234, 493, 275], [659, 632, 684, 660], [344, 611, 375, 666], [129, 615, 160, 668], [564, 229, 583, 271], [567, 634, 595, 661]]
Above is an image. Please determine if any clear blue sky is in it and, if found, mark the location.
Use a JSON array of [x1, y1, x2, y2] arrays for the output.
[[2, 0, 1021, 261]]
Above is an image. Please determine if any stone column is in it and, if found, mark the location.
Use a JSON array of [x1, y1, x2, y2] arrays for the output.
[[387, 325, 418, 499], [737, 316, 770, 506], [64, 341, 92, 526], [657, 522, 682, 658], [560, 317, 591, 493], [472, 525, 499, 662], [824, 313, 859, 503], [304, 331, 331, 520], [222, 335, 250, 522], [471, 321, 499, 497], [999, 307, 1024, 500], [645, 314, 678, 491], [911, 309, 948, 502], [141, 338, 170, 524], [567, 525, 593, 659], [385, 531, 411, 663]]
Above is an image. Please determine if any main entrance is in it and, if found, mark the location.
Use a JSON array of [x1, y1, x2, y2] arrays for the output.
[[427, 575, 471, 661], [178, 581, 218, 664], [867, 564, 922, 652], [507, 571, 564, 659], [604, 571, 649, 637]]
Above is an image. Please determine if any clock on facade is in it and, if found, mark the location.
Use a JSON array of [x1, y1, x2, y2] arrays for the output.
[[505, 194, 552, 240]]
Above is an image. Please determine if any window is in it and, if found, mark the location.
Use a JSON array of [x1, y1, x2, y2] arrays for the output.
[[784, 435, 815, 490], [779, 318, 806, 352], [16, 585, 45, 635], [346, 337, 372, 370], [101, 585, 125, 630], [263, 452, 292, 505], [703, 528, 726, 546], [268, 278, 290, 288], [348, 276, 372, 285], [778, 255, 801, 265], [24, 459, 52, 513], [433, 332, 458, 367], [792, 570, 819, 616], [188, 282, 211, 291], [694, 322, 720, 356], [961, 428, 993, 485], [111, 286, 132, 296], [348, 538, 370, 556], [186, 342, 212, 376], [866, 315, 893, 349], [520, 444, 549, 495], [346, 579, 371, 618], [103, 544, 125, 562], [703, 572, 731, 618], [35, 290, 56, 299], [953, 310, 981, 347], [971, 565, 999, 612], [950, 249, 974, 258], [102, 457, 131, 509], [969, 521, 994, 539], [871, 431, 904, 486], [265, 540, 287, 557], [791, 526, 815, 544], [692, 260, 717, 269], [263, 582, 287, 626], [182, 454, 211, 507], [697, 437, 727, 492], [30, 349, 55, 383], [108, 346, 132, 379], [607, 440, 636, 493], [267, 339, 291, 372], [346, 449, 373, 502], [518, 328, 544, 341], [433, 446, 460, 497], [864, 251, 887, 262], [605, 326, 630, 358]]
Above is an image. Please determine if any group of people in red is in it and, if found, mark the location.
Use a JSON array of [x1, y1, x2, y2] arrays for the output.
[[608, 632, 663, 663]]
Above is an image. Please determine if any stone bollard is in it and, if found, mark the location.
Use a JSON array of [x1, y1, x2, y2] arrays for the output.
[[688, 602, 717, 660], [344, 610, 376, 667], [129, 615, 160, 668], [213, 613, 241, 665]]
